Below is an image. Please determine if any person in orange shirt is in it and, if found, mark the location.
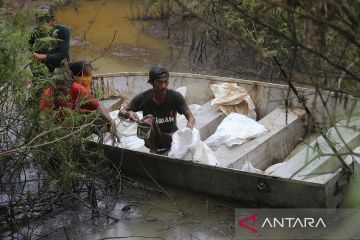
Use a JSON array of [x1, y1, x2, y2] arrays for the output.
[[69, 61, 93, 91]]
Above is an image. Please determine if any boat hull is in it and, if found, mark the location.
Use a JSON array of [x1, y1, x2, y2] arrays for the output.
[[92, 142, 346, 208], [91, 72, 357, 208]]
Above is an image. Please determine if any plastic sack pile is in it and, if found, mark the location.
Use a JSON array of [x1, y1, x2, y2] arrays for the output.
[[205, 112, 268, 148], [92, 85, 269, 169], [91, 110, 147, 151], [210, 82, 256, 119], [168, 128, 218, 166]]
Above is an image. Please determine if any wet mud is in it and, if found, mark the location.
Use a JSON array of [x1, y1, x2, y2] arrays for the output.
[[27, 175, 235, 240]]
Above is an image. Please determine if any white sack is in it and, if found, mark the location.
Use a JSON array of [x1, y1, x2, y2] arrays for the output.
[[177, 104, 201, 129], [120, 135, 145, 150], [205, 113, 268, 148], [169, 128, 218, 166], [243, 96, 256, 119], [91, 110, 146, 149], [265, 162, 287, 175], [91, 132, 109, 144], [169, 128, 200, 159], [90, 132, 121, 147], [109, 110, 120, 119], [176, 86, 187, 98], [210, 83, 256, 119], [109, 110, 143, 137], [192, 142, 218, 166], [241, 161, 264, 174], [219, 96, 256, 117], [210, 83, 248, 105]]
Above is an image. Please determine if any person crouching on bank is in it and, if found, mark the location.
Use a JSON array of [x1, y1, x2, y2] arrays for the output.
[[39, 68, 117, 139]]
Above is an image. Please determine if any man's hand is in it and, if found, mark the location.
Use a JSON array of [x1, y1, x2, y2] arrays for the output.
[[142, 114, 154, 126], [118, 109, 140, 122], [128, 111, 140, 122], [187, 121, 194, 129], [33, 53, 47, 60]]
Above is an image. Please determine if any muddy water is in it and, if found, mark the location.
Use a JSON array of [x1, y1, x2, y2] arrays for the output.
[[32, 177, 235, 240], [56, 0, 179, 73], [80, 180, 234, 240], [53, 1, 235, 239]]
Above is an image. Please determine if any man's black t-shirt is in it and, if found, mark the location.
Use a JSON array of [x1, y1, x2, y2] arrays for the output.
[[127, 89, 189, 133]]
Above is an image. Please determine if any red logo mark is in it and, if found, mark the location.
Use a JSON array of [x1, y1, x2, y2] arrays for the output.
[[169, 110, 173, 117], [237, 213, 258, 233]]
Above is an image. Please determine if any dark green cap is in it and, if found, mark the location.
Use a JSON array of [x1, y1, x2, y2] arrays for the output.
[[148, 66, 169, 83]]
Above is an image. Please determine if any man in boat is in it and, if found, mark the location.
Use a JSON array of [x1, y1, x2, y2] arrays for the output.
[[69, 61, 93, 91], [39, 68, 117, 138], [29, 5, 70, 73], [118, 66, 195, 153]]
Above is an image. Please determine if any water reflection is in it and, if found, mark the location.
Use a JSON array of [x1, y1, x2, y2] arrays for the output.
[[56, 0, 173, 73]]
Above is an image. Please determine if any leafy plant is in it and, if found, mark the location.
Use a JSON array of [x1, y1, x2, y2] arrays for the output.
[[0, 6, 120, 239]]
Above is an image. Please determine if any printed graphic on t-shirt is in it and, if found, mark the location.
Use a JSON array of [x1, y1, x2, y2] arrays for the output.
[[155, 116, 175, 125]]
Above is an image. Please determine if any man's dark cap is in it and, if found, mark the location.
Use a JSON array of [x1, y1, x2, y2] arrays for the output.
[[148, 66, 169, 83], [69, 61, 92, 77], [35, 5, 55, 21]]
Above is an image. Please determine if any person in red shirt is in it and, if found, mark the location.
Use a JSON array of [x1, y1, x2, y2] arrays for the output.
[[39, 82, 99, 113], [39, 69, 116, 137]]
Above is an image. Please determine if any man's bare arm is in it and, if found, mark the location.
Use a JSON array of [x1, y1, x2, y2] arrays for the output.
[[98, 103, 120, 142], [98, 103, 113, 125], [184, 110, 195, 129]]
